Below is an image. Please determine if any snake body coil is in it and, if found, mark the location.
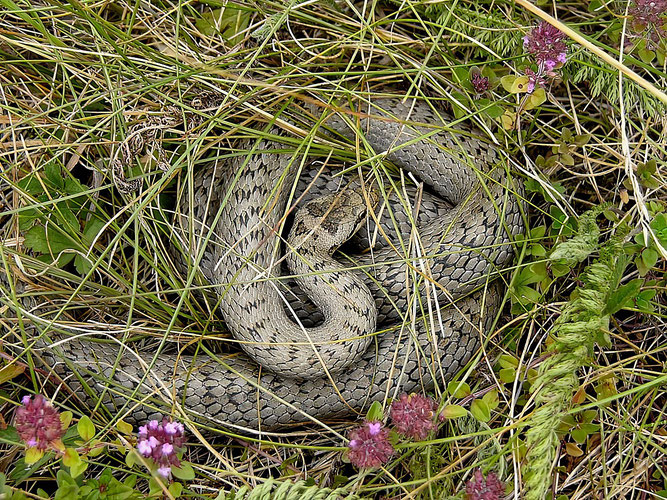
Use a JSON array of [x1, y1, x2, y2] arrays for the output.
[[9, 98, 523, 432]]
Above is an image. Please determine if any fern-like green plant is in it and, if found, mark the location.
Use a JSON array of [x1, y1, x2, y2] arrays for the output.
[[569, 50, 666, 119], [223, 479, 364, 500], [522, 207, 634, 499], [424, 2, 521, 58]]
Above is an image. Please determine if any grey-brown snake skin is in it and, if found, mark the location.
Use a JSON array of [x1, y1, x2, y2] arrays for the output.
[[3, 98, 523, 432]]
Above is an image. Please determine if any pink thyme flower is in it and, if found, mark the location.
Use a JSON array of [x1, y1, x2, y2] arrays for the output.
[[523, 21, 568, 70], [471, 73, 490, 94], [524, 68, 546, 93], [157, 466, 172, 479], [136, 417, 186, 480], [465, 469, 505, 500], [629, 0, 667, 41], [347, 421, 394, 468], [14, 395, 64, 451], [390, 393, 438, 440], [630, 0, 667, 26]]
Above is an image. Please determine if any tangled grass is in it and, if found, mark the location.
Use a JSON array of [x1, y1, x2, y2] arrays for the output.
[[0, 0, 665, 498]]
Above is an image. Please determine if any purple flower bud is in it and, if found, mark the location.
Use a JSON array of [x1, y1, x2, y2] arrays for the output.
[[390, 393, 438, 440], [523, 21, 567, 69], [14, 395, 64, 451], [629, 0, 667, 33], [465, 469, 505, 500], [157, 466, 172, 479], [471, 73, 490, 94], [347, 421, 394, 469], [524, 68, 546, 93], [136, 417, 186, 482], [138, 439, 152, 456], [367, 422, 382, 436]]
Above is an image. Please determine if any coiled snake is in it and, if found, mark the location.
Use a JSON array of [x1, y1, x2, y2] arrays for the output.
[[4, 98, 523, 432]]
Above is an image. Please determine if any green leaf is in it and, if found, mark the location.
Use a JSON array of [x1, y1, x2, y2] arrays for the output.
[[0, 363, 25, 384], [451, 92, 469, 120], [603, 278, 643, 315], [60, 411, 73, 430], [196, 3, 250, 45], [514, 266, 543, 287], [636, 289, 657, 313], [116, 420, 134, 435], [500, 75, 516, 93], [77, 416, 95, 442], [87, 439, 105, 458], [524, 87, 546, 110], [148, 477, 163, 496], [513, 284, 541, 304], [641, 247, 659, 269], [498, 354, 519, 369], [18, 173, 45, 196], [440, 404, 467, 419], [74, 255, 93, 276], [529, 243, 547, 257], [500, 110, 516, 130], [64, 177, 86, 196], [501, 75, 530, 93], [171, 462, 195, 481], [580, 423, 600, 434], [549, 205, 576, 236], [62, 447, 81, 468], [55, 470, 79, 500], [69, 459, 88, 479], [24, 447, 44, 465], [453, 66, 470, 84], [470, 399, 491, 422], [18, 208, 41, 231], [168, 482, 183, 497], [82, 216, 105, 246], [482, 390, 499, 410], [482, 103, 504, 118], [588, 0, 602, 11], [561, 127, 573, 143], [24, 225, 73, 255], [560, 153, 575, 166], [551, 262, 571, 277], [125, 449, 138, 468], [124, 475, 137, 488], [44, 161, 64, 189], [447, 381, 471, 398], [570, 428, 588, 444], [53, 202, 79, 232], [499, 367, 516, 383], [638, 48, 656, 63], [365, 400, 384, 421]]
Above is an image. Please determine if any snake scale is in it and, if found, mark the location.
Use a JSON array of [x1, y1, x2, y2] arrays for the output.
[[4, 98, 523, 432]]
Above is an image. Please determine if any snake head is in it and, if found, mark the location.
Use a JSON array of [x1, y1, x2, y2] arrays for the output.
[[290, 187, 376, 254]]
